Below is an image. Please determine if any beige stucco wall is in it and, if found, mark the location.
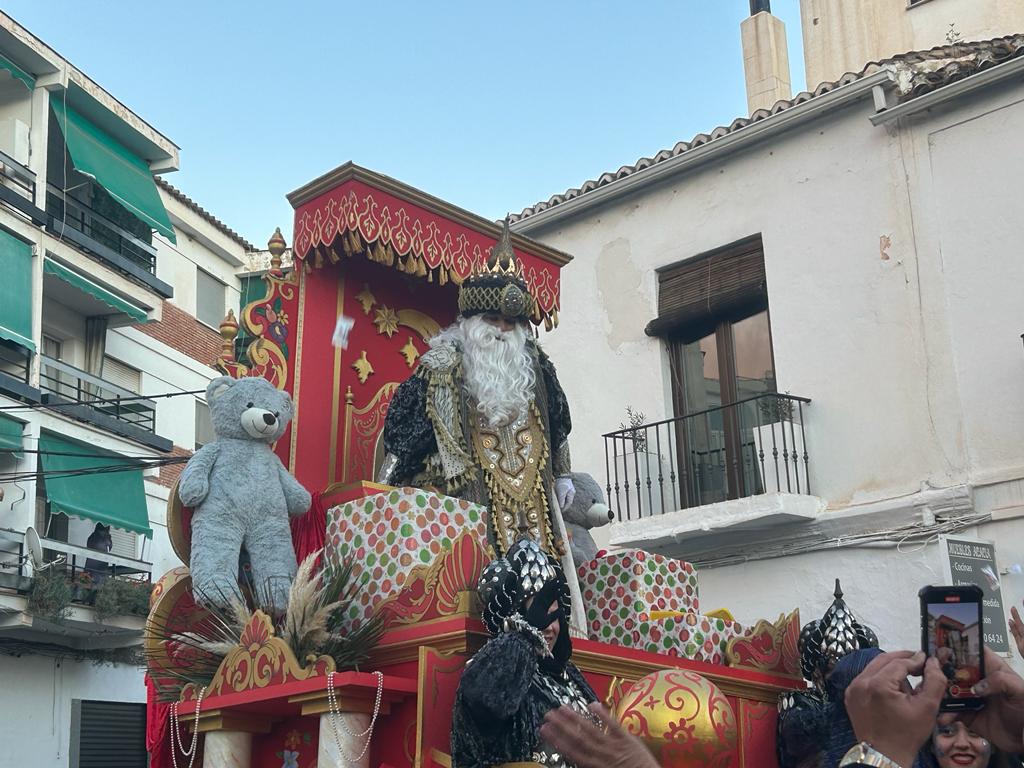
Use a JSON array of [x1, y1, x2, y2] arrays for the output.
[[800, 0, 1024, 86], [527, 83, 1024, 511], [519, 77, 1024, 672]]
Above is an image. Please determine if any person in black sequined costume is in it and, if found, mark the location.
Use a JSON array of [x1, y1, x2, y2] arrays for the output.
[[451, 539, 598, 768]]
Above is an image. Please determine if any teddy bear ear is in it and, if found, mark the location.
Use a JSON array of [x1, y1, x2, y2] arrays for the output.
[[206, 376, 236, 402]]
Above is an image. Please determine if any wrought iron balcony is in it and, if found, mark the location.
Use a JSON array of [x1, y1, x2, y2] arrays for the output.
[[603, 393, 811, 521], [0, 528, 151, 648], [38, 355, 171, 451], [44, 184, 172, 298], [0, 149, 45, 225]]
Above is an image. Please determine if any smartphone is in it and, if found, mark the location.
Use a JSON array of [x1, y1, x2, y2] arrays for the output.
[[919, 585, 985, 711]]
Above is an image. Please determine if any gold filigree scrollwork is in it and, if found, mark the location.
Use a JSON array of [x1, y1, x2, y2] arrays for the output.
[[214, 231, 300, 390], [180, 611, 335, 700]]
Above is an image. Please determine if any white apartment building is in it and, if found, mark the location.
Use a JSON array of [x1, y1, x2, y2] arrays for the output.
[[513, 8, 1024, 672], [0, 13, 254, 766]]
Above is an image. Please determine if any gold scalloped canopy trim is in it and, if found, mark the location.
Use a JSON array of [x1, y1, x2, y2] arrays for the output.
[[306, 226, 559, 331]]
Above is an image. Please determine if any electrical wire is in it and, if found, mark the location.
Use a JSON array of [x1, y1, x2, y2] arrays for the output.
[[691, 511, 991, 569], [0, 388, 205, 412]]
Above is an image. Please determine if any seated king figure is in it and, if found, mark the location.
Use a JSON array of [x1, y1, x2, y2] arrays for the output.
[[378, 219, 585, 625]]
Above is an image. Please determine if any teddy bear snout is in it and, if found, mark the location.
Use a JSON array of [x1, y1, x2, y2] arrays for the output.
[[241, 406, 279, 439], [585, 502, 613, 527]]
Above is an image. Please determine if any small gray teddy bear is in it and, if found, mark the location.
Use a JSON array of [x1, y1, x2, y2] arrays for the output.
[[560, 471, 613, 567], [179, 376, 311, 613]]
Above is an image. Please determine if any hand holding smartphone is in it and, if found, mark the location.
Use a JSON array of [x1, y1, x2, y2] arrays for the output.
[[919, 585, 985, 711]]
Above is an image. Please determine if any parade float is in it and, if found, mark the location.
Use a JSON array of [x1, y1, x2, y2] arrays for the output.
[[145, 163, 806, 768]]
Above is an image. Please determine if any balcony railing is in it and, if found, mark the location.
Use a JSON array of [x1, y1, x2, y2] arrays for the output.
[[39, 355, 156, 433], [0, 338, 36, 401], [0, 148, 45, 225], [603, 393, 811, 521], [45, 184, 157, 275], [0, 528, 151, 583]]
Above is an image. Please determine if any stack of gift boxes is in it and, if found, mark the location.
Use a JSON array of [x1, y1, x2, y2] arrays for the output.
[[578, 549, 743, 664], [325, 489, 741, 663]]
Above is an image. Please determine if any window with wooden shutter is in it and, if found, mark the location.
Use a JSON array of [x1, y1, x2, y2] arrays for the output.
[[71, 700, 146, 768], [646, 235, 767, 340]]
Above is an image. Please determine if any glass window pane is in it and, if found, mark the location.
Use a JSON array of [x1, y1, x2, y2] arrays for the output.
[[680, 332, 722, 414], [732, 310, 775, 400], [195, 400, 215, 449]]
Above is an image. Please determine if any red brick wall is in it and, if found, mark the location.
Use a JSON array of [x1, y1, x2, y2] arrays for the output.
[[134, 301, 222, 367], [149, 444, 194, 489]]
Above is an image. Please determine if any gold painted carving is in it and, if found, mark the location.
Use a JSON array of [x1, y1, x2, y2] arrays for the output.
[[181, 610, 335, 699], [352, 350, 375, 384], [355, 284, 376, 315], [400, 337, 420, 369], [374, 305, 400, 337]]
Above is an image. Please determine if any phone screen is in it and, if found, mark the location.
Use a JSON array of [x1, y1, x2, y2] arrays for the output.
[[925, 594, 983, 700]]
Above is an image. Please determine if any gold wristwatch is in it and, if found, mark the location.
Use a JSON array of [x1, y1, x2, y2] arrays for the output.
[[839, 742, 905, 768]]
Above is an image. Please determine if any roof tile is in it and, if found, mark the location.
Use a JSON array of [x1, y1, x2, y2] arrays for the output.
[[510, 34, 1024, 223]]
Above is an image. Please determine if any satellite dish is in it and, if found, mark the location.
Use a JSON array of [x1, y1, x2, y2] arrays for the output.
[[24, 527, 64, 572], [24, 527, 43, 567]]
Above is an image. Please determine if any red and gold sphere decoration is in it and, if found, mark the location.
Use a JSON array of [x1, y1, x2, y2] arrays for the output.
[[614, 668, 738, 768]]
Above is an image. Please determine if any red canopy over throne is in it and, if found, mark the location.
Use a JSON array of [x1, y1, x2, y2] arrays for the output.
[[216, 162, 570, 498]]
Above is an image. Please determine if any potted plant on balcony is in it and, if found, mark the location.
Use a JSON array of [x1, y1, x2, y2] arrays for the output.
[[612, 406, 673, 517], [27, 567, 72, 622], [751, 393, 806, 494], [70, 570, 97, 604], [94, 577, 153, 622]]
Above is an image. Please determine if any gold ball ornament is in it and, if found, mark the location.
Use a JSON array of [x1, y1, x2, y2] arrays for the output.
[[614, 668, 739, 768]]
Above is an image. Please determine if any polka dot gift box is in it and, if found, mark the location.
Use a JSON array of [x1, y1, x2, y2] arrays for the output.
[[579, 549, 742, 663], [324, 487, 488, 624]]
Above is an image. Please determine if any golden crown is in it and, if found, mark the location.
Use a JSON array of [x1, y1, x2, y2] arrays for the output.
[[458, 218, 535, 322], [468, 217, 526, 281]]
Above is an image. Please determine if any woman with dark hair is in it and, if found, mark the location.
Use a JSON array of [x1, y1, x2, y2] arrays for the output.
[[931, 722, 1022, 768]]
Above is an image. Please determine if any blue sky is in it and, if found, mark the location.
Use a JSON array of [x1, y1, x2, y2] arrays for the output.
[[13, 1, 806, 245]]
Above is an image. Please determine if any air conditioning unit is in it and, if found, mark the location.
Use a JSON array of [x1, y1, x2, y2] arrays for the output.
[[0, 118, 30, 167]]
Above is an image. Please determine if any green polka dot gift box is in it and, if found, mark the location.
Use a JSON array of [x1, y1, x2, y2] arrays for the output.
[[578, 549, 742, 663], [324, 487, 487, 624]]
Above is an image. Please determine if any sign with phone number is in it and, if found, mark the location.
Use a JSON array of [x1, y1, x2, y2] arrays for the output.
[[942, 535, 1010, 654]]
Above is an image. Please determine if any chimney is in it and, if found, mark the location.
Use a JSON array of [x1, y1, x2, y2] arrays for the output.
[[741, 0, 793, 114]]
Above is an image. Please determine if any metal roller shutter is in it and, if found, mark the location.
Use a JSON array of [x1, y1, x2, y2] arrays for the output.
[[72, 699, 147, 768], [102, 356, 141, 393]]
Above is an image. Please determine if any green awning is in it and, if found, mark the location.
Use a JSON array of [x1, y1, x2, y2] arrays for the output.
[[44, 259, 148, 323], [39, 432, 152, 537], [0, 54, 34, 91], [49, 95, 176, 243], [0, 227, 34, 351], [0, 414, 24, 453]]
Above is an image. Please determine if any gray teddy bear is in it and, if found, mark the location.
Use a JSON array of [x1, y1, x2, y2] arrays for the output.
[[178, 376, 311, 612], [560, 472, 614, 567]]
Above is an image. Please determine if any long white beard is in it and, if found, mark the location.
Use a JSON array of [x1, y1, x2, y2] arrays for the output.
[[433, 316, 535, 428]]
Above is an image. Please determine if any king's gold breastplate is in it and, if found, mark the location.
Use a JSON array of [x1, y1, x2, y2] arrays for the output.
[[471, 403, 555, 556]]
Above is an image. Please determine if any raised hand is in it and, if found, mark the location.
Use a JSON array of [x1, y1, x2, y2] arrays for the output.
[[540, 703, 659, 768], [844, 650, 946, 768]]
